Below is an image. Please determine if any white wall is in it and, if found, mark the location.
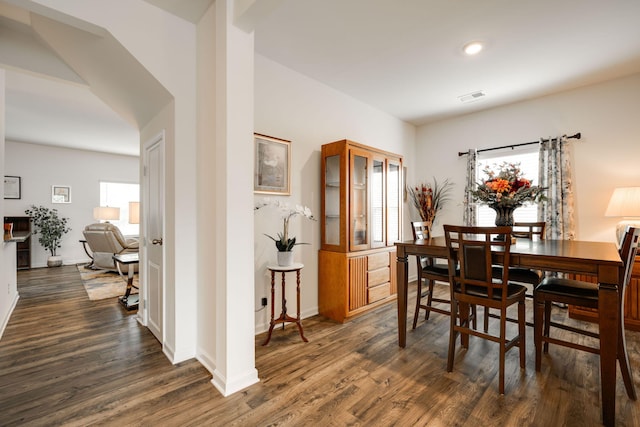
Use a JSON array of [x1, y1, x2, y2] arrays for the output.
[[253, 54, 416, 332], [415, 73, 640, 243], [4, 141, 139, 267], [1, 68, 18, 339]]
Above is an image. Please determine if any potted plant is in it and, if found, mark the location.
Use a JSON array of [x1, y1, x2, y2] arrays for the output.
[[254, 198, 316, 266], [24, 205, 71, 267]]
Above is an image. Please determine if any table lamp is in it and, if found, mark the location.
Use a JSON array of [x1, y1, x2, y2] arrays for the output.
[[93, 206, 120, 222], [129, 202, 140, 224], [604, 186, 640, 244]]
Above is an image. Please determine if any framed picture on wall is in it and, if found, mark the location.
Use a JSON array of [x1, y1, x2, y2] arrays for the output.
[[4, 176, 21, 199], [52, 185, 71, 203], [254, 133, 291, 195]]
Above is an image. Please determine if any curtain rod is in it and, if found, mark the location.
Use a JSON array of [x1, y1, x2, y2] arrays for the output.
[[457, 132, 581, 157]]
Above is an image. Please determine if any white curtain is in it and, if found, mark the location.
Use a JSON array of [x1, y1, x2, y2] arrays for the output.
[[538, 136, 575, 240], [463, 148, 477, 226]]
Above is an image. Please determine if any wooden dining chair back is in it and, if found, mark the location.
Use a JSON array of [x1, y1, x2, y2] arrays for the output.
[[494, 221, 547, 286], [491, 221, 547, 324], [534, 226, 640, 401], [410, 221, 452, 329], [444, 225, 527, 394], [512, 221, 546, 240]]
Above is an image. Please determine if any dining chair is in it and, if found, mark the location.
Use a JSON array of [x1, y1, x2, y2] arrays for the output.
[[444, 225, 527, 394], [534, 225, 640, 401], [410, 221, 451, 329], [493, 221, 547, 289], [486, 221, 547, 330]]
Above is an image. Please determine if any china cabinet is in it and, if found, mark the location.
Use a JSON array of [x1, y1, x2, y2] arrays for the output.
[[319, 139, 403, 322]]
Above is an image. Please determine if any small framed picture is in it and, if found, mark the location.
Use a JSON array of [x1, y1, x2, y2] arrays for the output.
[[4, 176, 21, 199], [254, 133, 291, 195], [52, 185, 71, 203]]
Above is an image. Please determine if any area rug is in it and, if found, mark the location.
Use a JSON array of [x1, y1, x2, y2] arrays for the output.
[[77, 264, 139, 301]]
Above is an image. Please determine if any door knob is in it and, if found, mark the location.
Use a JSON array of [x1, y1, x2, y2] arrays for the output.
[[152, 238, 163, 245]]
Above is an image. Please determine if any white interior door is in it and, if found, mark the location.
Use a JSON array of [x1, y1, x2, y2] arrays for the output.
[[144, 132, 164, 342]]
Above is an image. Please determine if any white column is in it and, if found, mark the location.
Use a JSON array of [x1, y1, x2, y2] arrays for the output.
[[204, 0, 258, 395]]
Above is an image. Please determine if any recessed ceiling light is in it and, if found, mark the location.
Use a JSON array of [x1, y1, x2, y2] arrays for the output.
[[463, 41, 483, 55]]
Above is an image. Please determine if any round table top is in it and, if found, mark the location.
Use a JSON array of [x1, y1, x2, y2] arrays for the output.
[[267, 263, 304, 272]]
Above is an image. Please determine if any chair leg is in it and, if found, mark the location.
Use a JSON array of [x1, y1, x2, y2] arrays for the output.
[[518, 299, 526, 369], [617, 319, 637, 400], [499, 308, 506, 395], [471, 304, 477, 330], [447, 298, 458, 373], [543, 301, 551, 353], [484, 306, 489, 332], [425, 278, 435, 321], [459, 301, 470, 349], [534, 295, 544, 372], [412, 277, 423, 329]]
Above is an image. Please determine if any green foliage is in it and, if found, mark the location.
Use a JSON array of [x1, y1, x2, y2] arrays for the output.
[[264, 233, 308, 252], [24, 205, 71, 256]]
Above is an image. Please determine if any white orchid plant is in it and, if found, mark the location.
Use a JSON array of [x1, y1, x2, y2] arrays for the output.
[[254, 198, 316, 252]]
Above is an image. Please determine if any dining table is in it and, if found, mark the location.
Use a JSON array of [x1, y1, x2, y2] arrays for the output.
[[395, 236, 624, 427]]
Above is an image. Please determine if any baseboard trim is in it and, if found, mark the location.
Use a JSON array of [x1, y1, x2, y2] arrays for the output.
[[0, 292, 19, 340]]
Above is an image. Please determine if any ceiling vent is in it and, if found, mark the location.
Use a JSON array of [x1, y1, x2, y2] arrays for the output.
[[458, 90, 486, 103]]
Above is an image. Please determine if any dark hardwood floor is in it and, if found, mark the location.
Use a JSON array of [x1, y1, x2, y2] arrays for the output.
[[1, 265, 639, 426]]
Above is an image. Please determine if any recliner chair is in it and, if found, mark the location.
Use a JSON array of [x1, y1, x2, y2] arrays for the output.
[[82, 223, 139, 272]]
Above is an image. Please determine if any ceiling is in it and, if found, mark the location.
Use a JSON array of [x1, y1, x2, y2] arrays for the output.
[[2, 0, 640, 155]]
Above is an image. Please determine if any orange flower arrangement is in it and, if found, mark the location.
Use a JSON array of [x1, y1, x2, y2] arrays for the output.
[[472, 162, 545, 208]]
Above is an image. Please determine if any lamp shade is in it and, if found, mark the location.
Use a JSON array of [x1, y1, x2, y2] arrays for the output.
[[605, 187, 640, 217], [129, 202, 140, 224], [93, 206, 120, 221]]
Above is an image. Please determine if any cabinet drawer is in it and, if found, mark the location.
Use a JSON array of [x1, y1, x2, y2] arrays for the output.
[[368, 251, 389, 271], [368, 282, 390, 303], [368, 266, 390, 287]]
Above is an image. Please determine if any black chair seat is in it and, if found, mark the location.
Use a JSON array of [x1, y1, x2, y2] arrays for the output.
[[492, 266, 542, 285], [535, 277, 598, 303], [457, 283, 527, 300], [422, 263, 451, 277]]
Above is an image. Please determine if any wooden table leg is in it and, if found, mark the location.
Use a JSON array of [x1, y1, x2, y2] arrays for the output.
[[396, 247, 408, 348], [295, 269, 308, 342], [262, 270, 277, 346], [280, 272, 287, 330], [599, 283, 619, 427]]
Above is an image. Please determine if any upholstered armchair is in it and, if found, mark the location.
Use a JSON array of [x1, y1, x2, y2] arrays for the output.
[[82, 223, 139, 272]]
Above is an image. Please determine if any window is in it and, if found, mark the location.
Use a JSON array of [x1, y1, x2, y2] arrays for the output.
[[476, 148, 540, 226], [99, 181, 140, 236]]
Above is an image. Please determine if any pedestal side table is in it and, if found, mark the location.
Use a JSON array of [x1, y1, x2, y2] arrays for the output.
[[263, 263, 308, 346], [112, 253, 139, 310]]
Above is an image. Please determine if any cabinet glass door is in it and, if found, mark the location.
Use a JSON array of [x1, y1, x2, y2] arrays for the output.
[[324, 154, 341, 246], [387, 160, 401, 244], [350, 151, 368, 250], [371, 158, 385, 248]]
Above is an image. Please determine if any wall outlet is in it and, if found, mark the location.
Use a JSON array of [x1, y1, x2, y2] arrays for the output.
[[261, 297, 268, 307]]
